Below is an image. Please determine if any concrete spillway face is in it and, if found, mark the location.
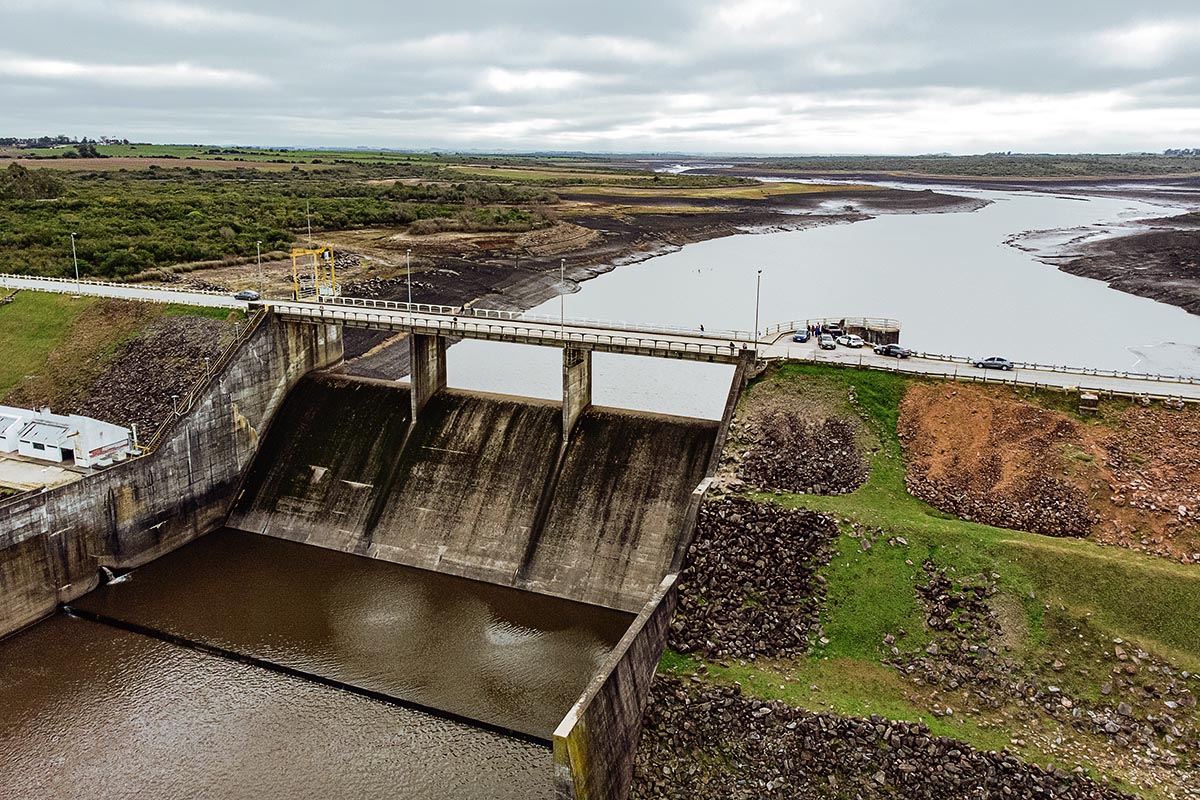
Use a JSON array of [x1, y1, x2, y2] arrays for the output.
[[367, 390, 563, 585], [227, 374, 412, 550], [519, 407, 718, 612]]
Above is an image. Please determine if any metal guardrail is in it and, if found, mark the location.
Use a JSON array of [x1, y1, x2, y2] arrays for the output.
[[910, 350, 1200, 387], [277, 302, 747, 361], [771, 348, 1200, 404], [316, 295, 755, 342], [0, 272, 229, 297], [134, 308, 268, 455]]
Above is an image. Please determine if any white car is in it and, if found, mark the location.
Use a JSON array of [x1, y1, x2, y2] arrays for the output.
[[835, 334, 865, 348]]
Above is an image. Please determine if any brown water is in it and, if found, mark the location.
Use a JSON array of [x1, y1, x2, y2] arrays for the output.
[[0, 615, 553, 800], [72, 528, 632, 739]]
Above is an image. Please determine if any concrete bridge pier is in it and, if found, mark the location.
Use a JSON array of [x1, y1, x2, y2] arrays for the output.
[[409, 333, 447, 419], [562, 346, 592, 442]]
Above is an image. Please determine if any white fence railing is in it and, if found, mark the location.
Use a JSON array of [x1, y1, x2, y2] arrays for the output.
[[764, 316, 902, 337], [0, 272, 229, 298], [316, 295, 755, 342], [908, 350, 1200, 386], [277, 303, 747, 360]]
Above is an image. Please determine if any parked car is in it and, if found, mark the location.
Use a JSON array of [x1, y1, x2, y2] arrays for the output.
[[818, 333, 836, 350], [233, 289, 261, 301], [822, 324, 843, 338], [836, 334, 865, 348], [974, 356, 1014, 371], [792, 329, 811, 343], [874, 343, 912, 358]]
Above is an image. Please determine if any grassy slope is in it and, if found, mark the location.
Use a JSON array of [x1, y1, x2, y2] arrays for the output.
[[0, 291, 241, 404], [0, 292, 94, 396], [663, 362, 1200, 788]]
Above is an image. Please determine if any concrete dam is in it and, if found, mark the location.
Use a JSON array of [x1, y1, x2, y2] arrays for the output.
[[0, 314, 749, 800]]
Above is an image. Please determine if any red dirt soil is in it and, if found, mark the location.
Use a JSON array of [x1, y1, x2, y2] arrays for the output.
[[899, 383, 1200, 563]]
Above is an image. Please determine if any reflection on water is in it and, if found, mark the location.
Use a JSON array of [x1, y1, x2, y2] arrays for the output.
[[73, 528, 633, 740], [444, 188, 1200, 418], [0, 615, 553, 800]]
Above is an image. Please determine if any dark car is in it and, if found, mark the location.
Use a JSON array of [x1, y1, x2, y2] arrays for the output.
[[233, 289, 261, 301], [792, 329, 811, 342], [974, 356, 1014, 371], [874, 343, 912, 358], [822, 323, 843, 338]]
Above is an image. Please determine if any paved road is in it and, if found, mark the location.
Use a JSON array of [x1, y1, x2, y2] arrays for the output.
[[0, 274, 245, 309], [5, 274, 1198, 399], [763, 339, 1200, 400]]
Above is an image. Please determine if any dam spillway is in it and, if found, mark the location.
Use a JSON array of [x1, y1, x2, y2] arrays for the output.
[[0, 332, 738, 800], [227, 373, 719, 612]]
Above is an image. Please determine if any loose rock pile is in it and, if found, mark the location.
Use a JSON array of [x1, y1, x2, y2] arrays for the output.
[[735, 410, 869, 495], [670, 497, 837, 660], [906, 468, 1097, 537], [632, 677, 1135, 800]]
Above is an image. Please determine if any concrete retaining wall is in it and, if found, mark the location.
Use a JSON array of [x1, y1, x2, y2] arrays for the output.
[[553, 574, 678, 800], [0, 316, 343, 638]]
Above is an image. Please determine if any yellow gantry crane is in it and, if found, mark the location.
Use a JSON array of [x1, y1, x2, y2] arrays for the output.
[[291, 246, 338, 299]]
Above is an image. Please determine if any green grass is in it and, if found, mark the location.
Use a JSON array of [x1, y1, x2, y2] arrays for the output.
[[0, 292, 94, 396], [743, 363, 1200, 673], [161, 303, 244, 321]]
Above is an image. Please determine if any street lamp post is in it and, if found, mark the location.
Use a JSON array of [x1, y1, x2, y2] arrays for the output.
[[754, 269, 763, 344], [406, 249, 413, 312], [256, 240, 263, 296], [560, 258, 566, 340], [70, 232, 80, 293]]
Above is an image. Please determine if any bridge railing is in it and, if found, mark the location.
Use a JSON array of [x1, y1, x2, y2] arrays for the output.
[[774, 347, 1200, 404], [907, 350, 1200, 386], [0, 272, 230, 298], [316, 295, 754, 342], [278, 303, 747, 360]]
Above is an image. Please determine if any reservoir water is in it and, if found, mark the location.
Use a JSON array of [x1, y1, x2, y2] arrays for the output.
[[444, 187, 1200, 419]]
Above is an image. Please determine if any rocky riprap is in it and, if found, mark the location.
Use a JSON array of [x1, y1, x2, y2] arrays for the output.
[[632, 677, 1135, 800], [735, 410, 869, 495], [669, 497, 837, 660], [904, 465, 1096, 538]]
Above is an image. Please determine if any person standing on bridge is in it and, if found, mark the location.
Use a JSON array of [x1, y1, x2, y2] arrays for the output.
[[700, 324, 704, 332]]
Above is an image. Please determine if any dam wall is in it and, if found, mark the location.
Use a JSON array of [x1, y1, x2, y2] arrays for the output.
[[229, 375, 718, 613], [0, 317, 343, 638], [553, 574, 678, 800]]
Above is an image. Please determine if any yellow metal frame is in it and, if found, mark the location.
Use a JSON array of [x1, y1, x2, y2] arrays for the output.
[[291, 246, 337, 299]]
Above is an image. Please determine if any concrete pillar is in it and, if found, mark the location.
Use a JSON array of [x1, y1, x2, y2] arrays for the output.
[[562, 346, 592, 441], [409, 333, 447, 419]]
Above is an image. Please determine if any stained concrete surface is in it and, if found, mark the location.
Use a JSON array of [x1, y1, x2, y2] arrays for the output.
[[0, 614, 553, 800], [72, 528, 632, 740]]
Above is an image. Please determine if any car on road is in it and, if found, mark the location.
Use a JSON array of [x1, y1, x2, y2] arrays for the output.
[[818, 333, 836, 350], [974, 356, 1014, 371], [792, 329, 811, 342], [822, 324, 843, 338], [233, 290, 261, 301], [874, 343, 912, 358], [835, 334, 865, 348]]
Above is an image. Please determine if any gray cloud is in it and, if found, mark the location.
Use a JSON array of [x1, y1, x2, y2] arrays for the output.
[[2, 0, 1199, 153]]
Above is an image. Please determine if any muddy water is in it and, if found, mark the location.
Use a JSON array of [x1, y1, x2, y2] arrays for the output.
[[0, 615, 553, 800], [72, 528, 632, 740]]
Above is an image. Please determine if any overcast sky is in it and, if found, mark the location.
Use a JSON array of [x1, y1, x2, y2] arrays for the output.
[[3, 0, 1200, 154]]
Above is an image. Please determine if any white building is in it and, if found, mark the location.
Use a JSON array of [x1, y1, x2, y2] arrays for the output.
[[0, 405, 132, 468]]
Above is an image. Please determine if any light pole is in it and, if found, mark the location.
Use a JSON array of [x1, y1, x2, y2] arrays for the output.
[[70, 232, 80, 293], [560, 258, 566, 340], [406, 249, 413, 309], [753, 269, 763, 344], [256, 240, 263, 296]]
